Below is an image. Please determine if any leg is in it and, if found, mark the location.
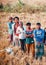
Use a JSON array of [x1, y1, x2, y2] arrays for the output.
[[13, 35, 16, 46], [39, 43, 44, 60], [20, 39, 23, 51], [8, 34, 11, 42], [9, 34, 13, 42], [26, 44, 30, 55], [30, 44, 35, 63], [20, 39, 25, 51], [16, 38, 19, 46], [35, 44, 40, 59], [31, 43, 35, 57], [22, 41, 25, 51], [28, 44, 31, 53]]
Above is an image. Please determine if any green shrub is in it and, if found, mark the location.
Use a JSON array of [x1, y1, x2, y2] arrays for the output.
[[3, 3, 12, 12], [0, 3, 3, 8], [0, 1, 46, 13], [0, 3, 4, 12]]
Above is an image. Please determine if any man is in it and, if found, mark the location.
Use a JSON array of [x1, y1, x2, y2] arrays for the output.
[[34, 23, 44, 60]]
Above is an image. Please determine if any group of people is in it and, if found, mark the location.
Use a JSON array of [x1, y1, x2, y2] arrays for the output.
[[7, 16, 46, 62]]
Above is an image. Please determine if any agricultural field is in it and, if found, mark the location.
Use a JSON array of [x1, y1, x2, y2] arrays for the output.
[[0, 0, 46, 65], [0, 12, 46, 65]]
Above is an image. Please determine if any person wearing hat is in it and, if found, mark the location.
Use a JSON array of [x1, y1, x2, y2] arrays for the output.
[[7, 17, 14, 43], [25, 22, 35, 59], [34, 23, 44, 60]]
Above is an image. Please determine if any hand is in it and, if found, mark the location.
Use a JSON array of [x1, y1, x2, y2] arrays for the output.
[[37, 42, 40, 46], [30, 34, 34, 37]]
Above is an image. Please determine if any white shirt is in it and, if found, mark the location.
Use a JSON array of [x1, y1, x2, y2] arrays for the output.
[[12, 23, 19, 39], [16, 26, 26, 39]]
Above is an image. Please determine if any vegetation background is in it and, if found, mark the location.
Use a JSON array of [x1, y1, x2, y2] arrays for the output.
[[0, 0, 46, 65]]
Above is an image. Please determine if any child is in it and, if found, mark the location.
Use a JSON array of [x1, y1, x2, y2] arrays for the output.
[[34, 23, 44, 60], [16, 21, 26, 52], [25, 22, 35, 57], [12, 17, 19, 46], [7, 17, 14, 43]]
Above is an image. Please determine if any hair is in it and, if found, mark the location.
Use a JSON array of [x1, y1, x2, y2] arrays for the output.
[[9, 17, 13, 20], [14, 16, 19, 20], [26, 22, 31, 26], [33, 27, 36, 30], [36, 22, 41, 26], [19, 21, 23, 25], [44, 27, 46, 29]]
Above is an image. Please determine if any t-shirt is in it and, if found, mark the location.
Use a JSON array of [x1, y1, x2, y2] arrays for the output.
[[16, 26, 26, 39], [34, 29, 44, 43], [25, 29, 34, 44], [26, 29, 33, 38]]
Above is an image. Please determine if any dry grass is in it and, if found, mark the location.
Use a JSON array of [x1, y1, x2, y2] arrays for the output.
[[0, 0, 46, 65], [0, 12, 46, 65], [0, 45, 46, 65]]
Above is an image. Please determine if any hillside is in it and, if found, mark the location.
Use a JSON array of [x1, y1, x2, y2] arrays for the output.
[[0, 0, 46, 5], [0, 0, 46, 65]]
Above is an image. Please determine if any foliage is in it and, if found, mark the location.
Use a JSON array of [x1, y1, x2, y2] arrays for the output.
[[0, 1, 46, 13], [0, 3, 4, 12]]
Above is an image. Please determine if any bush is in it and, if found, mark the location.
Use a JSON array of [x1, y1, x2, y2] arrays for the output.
[[0, 3, 3, 9], [0, 1, 46, 13], [3, 3, 12, 12], [0, 3, 4, 12]]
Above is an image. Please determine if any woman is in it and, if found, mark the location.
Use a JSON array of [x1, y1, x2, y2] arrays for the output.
[[25, 22, 35, 57]]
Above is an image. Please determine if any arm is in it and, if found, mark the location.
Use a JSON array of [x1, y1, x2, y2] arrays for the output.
[[33, 30, 36, 38], [26, 34, 31, 37], [30, 30, 34, 37], [40, 30, 44, 39], [33, 30, 38, 38]]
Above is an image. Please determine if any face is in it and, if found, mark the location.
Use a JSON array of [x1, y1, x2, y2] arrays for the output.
[[45, 28, 46, 31], [36, 25, 41, 29], [14, 18, 19, 23], [19, 22, 23, 27], [27, 25, 31, 29], [9, 19, 12, 22]]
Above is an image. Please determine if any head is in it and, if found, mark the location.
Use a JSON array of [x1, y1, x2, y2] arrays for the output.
[[19, 21, 23, 28], [33, 27, 35, 30], [14, 16, 19, 24], [26, 22, 31, 29], [44, 27, 46, 30], [9, 17, 13, 22], [36, 23, 41, 29]]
